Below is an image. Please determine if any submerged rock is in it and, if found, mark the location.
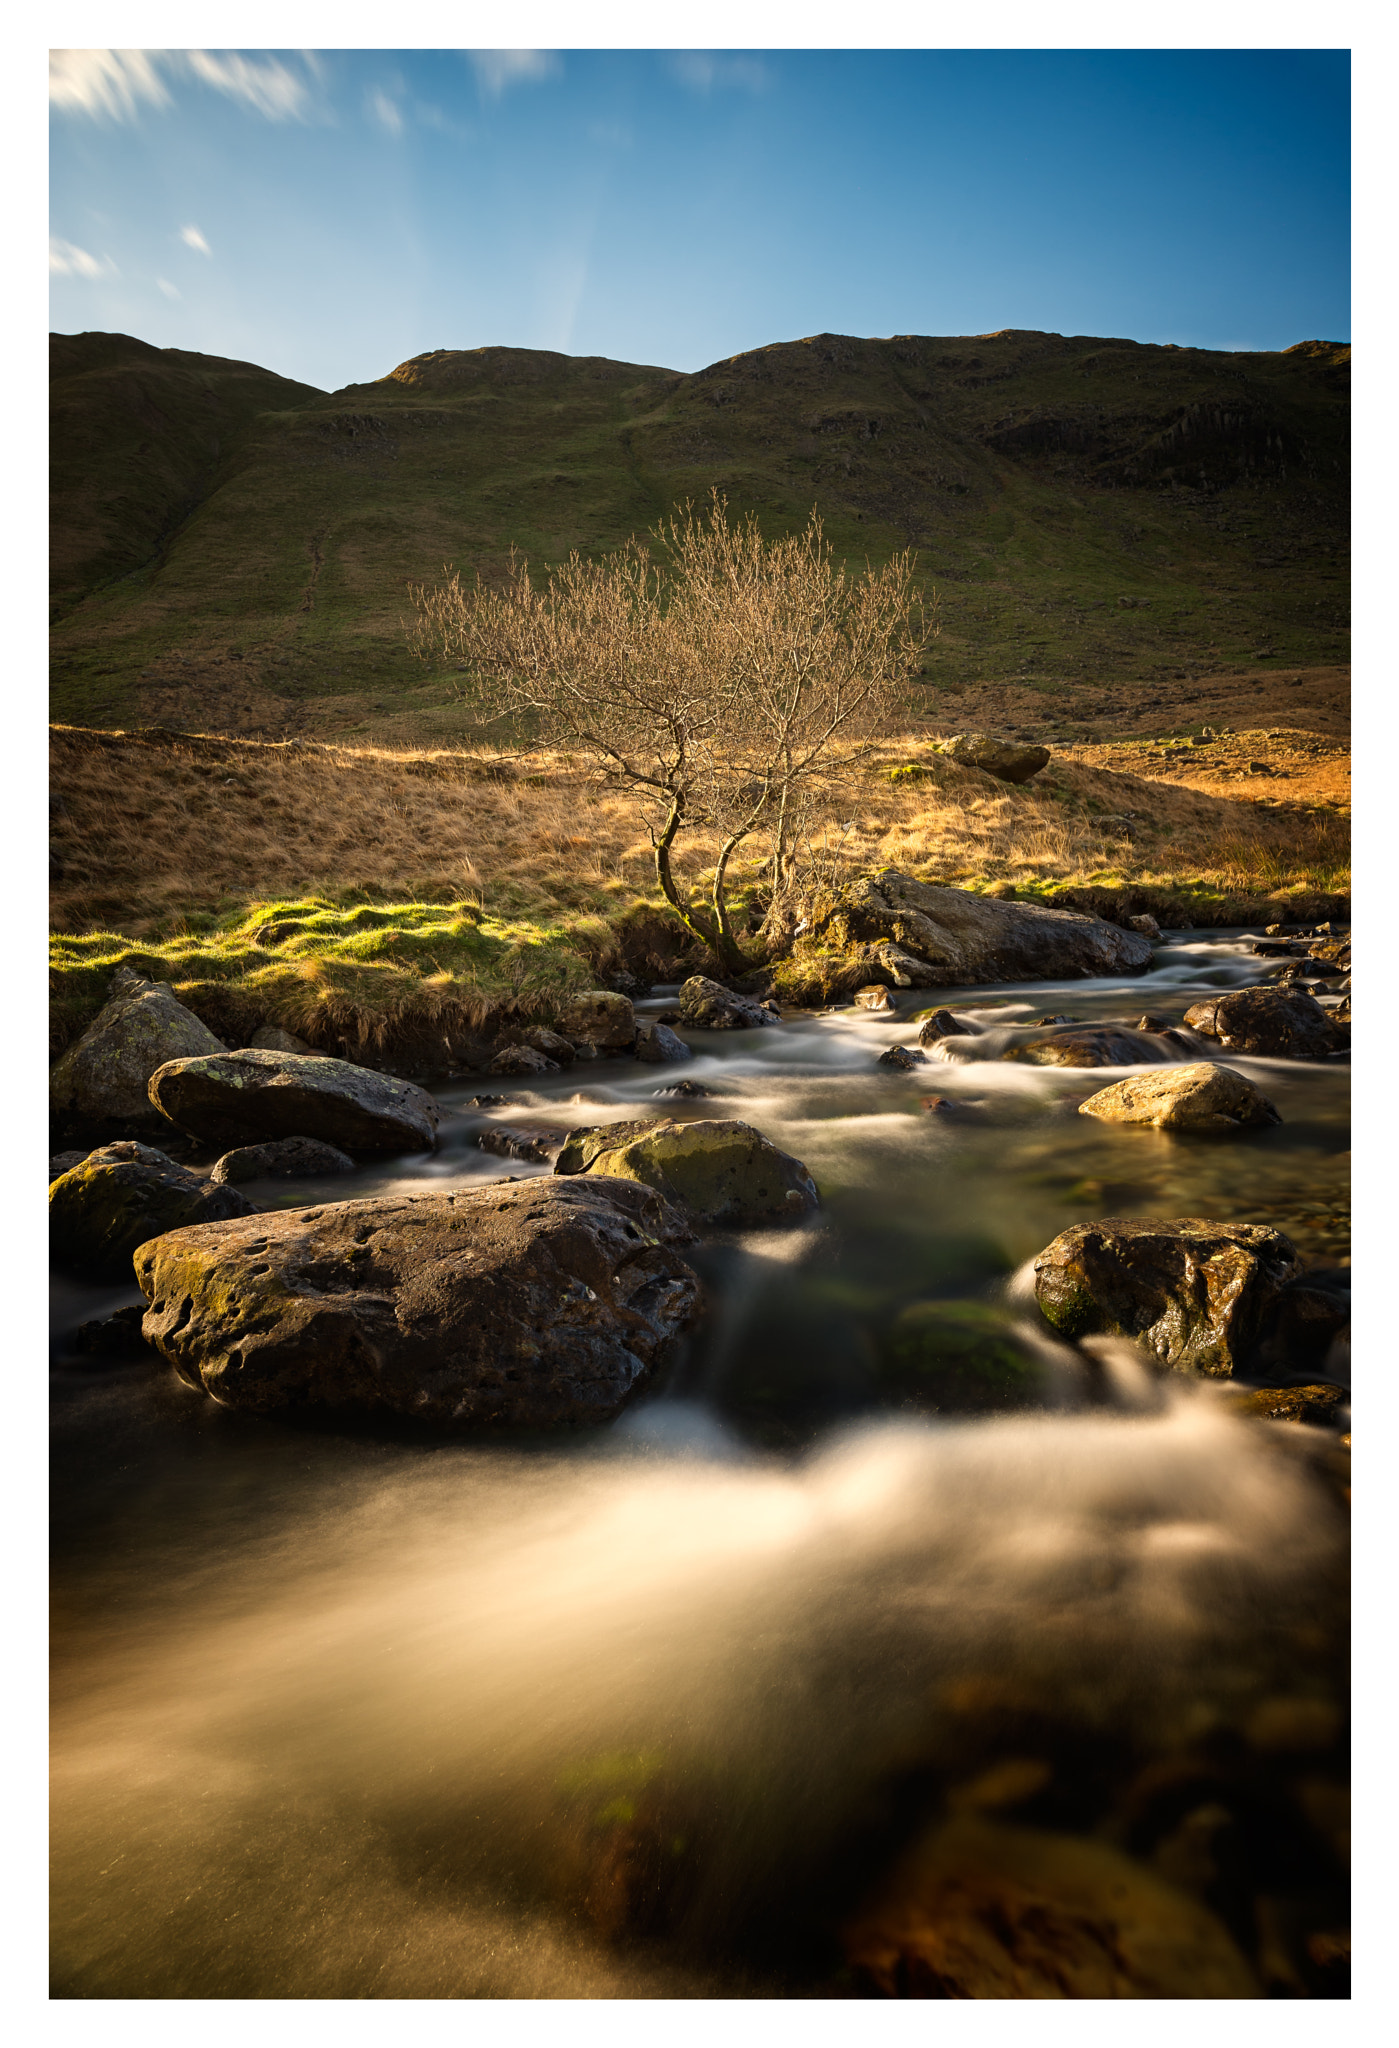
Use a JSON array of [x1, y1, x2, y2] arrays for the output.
[[1033, 1216, 1302, 1376], [554, 990, 637, 1050], [878, 1301, 1049, 1413], [676, 977, 780, 1030], [878, 1045, 927, 1071], [148, 1049, 441, 1153], [917, 1008, 975, 1047], [806, 874, 1152, 987], [1184, 987, 1344, 1060], [476, 1126, 560, 1164], [49, 1140, 258, 1283], [653, 1079, 711, 1098], [66, 1303, 152, 1362], [1227, 1383, 1349, 1427], [555, 1116, 818, 1225], [842, 1815, 1258, 1998], [50, 970, 225, 1125], [1078, 1063, 1282, 1131], [939, 733, 1051, 784], [136, 1177, 700, 1427], [208, 1136, 358, 1183], [1006, 1025, 1176, 1069], [635, 1020, 692, 1064]]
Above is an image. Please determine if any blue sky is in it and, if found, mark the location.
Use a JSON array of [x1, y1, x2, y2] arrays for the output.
[[49, 47, 1350, 393]]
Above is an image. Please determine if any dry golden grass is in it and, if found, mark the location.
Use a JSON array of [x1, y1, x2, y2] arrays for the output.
[[51, 724, 1348, 941]]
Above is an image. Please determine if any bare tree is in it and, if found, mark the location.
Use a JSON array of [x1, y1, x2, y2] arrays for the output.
[[407, 493, 935, 971]]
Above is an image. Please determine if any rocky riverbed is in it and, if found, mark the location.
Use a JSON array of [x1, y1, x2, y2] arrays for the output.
[[50, 924, 1350, 2000]]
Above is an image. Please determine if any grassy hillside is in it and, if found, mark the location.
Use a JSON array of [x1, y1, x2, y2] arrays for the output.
[[49, 329, 1349, 736]]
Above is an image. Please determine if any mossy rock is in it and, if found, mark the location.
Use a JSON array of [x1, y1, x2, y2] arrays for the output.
[[557, 1116, 818, 1225], [49, 1141, 257, 1283], [878, 1300, 1049, 1413]]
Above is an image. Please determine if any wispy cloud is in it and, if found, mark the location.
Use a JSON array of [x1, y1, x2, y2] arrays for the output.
[[670, 53, 770, 96], [49, 236, 118, 280], [179, 224, 211, 256], [49, 50, 170, 121], [50, 48, 312, 123], [468, 50, 560, 99], [157, 278, 181, 299], [367, 88, 403, 136], [183, 51, 309, 120]]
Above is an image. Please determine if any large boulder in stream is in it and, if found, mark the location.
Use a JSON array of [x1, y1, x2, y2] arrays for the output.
[[808, 874, 1152, 987], [1184, 986, 1344, 1060], [50, 969, 225, 1126], [49, 1141, 257, 1282], [1079, 1063, 1282, 1132], [147, 1048, 441, 1154], [1004, 1024, 1183, 1068], [135, 1177, 701, 1426], [1033, 1216, 1303, 1376], [555, 1117, 818, 1224], [676, 977, 781, 1030]]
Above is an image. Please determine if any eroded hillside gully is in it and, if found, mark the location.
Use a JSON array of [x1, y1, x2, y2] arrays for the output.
[[50, 929, 1350, 2000]]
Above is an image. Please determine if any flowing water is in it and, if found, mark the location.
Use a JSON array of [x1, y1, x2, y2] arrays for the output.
[[50, 933, 1350, 1999]]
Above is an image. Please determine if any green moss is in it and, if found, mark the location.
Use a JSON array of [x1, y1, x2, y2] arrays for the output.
[[879, 1300, 1049, 1412]]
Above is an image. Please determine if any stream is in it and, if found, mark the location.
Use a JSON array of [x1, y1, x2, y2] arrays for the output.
[[50, 932, 1350, 1999]]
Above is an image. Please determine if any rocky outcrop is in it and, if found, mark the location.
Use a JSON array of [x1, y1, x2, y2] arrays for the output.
[[803, 874, 1152, 987], [555, 990, 636, 1050], [555, 1116, 818, 1224], [877, 1301, 1049, 1413], [208, 1136, 358, 1183], [148, 1049, 441, 1153], [135, 1177, 700, 1427], [1005, 1024, 1183, 1068], [1033, 1216, 1302, 1376], [50, 970, 225, 1125], [1183, 987, 1344, 1060], [635, 1021, 692, 1063], [939, 733, 1051, 784], [676, 977, 781, 1030], [1078, 1063, 1282, 1131], [842, 1816, 1258, 1998], [49, 1140, 257, 1282]]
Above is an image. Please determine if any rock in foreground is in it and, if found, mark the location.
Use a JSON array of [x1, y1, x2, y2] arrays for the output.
[[842, 1816, 1258, 1998], [939, 733, 1051, 784], [136, 1178, 700, 1426], [49, 1141, 257, 1283], [1033, 1216, 1302, 1376], [1184, 987, 1344, 1060], [50, 970, 225, 1125], [555, 1116, 818, 1224], [148, 1049, 441, 1153], [1079, 1063, 1282, 1131]]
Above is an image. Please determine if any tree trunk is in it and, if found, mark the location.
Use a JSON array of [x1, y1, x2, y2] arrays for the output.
[[653, 800, 727, 959]]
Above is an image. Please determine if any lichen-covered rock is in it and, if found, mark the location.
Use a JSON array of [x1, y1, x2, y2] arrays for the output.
[[676, 977, 780, 1030], [939, 733, 1051, 784], [1184, 987, 1344, 1060], [135, 1177, 700, 1427], [1078, 1063, 1282, 1131], [807, 874, 1152, 987], [555, 1116, 817, 1225], [49, 1140, 257, 1283], [50, 971, 225, 1124], [148, 1049, 441, 1153], [208, 1136, 358, 1184], [878, 1301, 1049, 1413], [1033, 1216, 1302, 1376], [554, 990, 637, 1049], [842, 1816, 1258, 1998], [1005, 1025, 1180, 1069], [489, 1043, 559, 1077], [635, 1020, 692, 1064]]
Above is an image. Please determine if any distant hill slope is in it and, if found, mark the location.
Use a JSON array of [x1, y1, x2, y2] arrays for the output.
[[50, 332, 324, 611], [49, 328, 1349, 730]]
